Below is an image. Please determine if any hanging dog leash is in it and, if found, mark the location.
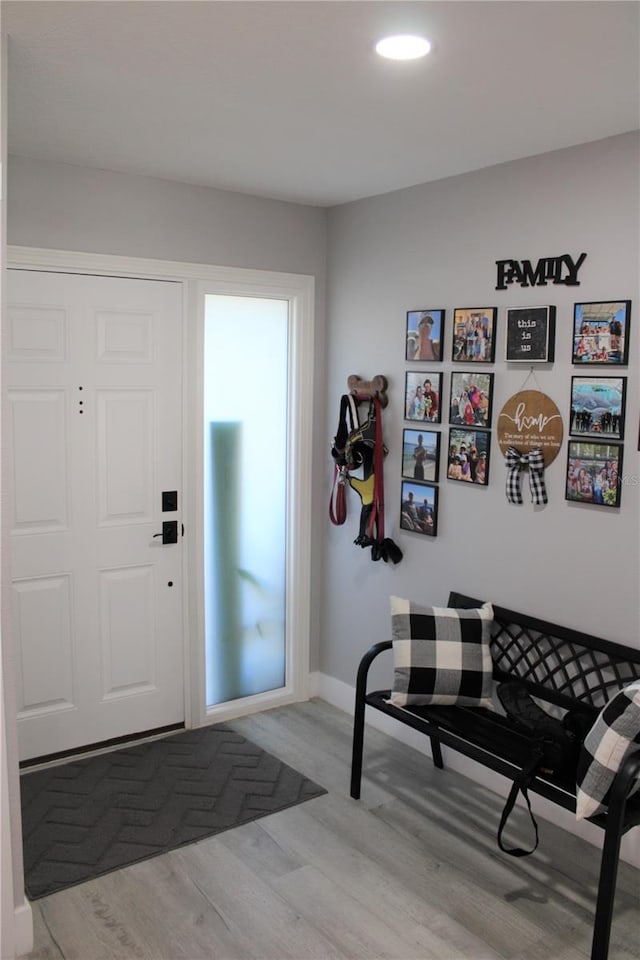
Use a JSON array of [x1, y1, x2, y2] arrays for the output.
[[329, 377, 402, 564]]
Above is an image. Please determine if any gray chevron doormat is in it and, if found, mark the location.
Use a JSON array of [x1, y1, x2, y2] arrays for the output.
[[20, 724, 326, 899]]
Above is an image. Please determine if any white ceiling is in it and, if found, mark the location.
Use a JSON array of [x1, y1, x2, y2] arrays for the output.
[[5, 1, 640, 207]]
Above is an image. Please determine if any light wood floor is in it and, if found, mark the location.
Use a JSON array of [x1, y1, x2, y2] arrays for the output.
[[21, 699, 640, 960]]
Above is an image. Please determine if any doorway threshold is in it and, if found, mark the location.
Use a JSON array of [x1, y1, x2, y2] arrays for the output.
[[19, 722, 185, 772]]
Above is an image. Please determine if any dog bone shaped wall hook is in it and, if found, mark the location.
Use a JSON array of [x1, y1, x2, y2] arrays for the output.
[[347, 374, 388, 408]]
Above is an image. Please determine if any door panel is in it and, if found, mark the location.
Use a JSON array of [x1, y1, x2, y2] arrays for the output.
[[13, 574, 75, 715], [8, 388, 69, 531], [6, 303, 67, 362], [98, 564, 156, 697], [6, 269, 185, 761], [97, 389, 154, 523]]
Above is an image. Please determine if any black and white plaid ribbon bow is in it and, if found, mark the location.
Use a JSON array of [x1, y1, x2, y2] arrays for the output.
[[505, 446, 548, 505]]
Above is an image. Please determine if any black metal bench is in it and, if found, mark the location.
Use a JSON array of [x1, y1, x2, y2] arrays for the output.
[[350, 591, 640, 960]]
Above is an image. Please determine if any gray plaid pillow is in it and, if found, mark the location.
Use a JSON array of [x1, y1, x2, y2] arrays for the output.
[[388, 596, 494, 708], [576, 680, 640, 820]]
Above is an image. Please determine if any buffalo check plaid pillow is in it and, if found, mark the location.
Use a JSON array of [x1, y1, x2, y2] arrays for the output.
[[388, 597, 494, 708], [576, 680, 640, 820]]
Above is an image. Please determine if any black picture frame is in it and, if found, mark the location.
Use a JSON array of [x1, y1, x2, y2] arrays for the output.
[[404, 371, 442, 423], [449, 371, 494, 428], [565, 440, 623, 508], [406, 309, 445, 362], [572, 300, 631, 365], [505, 305, 556, 362], [447, 427, 490, 485], [569, 376, 626, 441], [452, 307, 497, 362], [400, 480, 438, 537], [401, 428, 441, 483]]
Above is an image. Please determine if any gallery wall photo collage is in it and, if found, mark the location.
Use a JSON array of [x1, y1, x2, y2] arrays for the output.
[[400, 300, 632, 537]]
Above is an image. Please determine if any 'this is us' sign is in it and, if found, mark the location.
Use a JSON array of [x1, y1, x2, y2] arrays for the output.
[[505, 306, 556, 362]]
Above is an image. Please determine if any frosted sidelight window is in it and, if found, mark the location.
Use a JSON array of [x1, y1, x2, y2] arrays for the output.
[[204, 295, 288, 706]]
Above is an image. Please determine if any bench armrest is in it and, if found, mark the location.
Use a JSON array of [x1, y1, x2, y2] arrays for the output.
[[607, 747, 640, 823], [355, 640, 392, 702], [351, 640, 393, 799]]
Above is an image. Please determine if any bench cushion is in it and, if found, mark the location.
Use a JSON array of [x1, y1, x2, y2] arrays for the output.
[[389, 597, 494, 708], [576, 680, 640, 819]]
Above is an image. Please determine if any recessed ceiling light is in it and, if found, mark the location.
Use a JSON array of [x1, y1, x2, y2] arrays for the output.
[[375, 34, 432, 61]]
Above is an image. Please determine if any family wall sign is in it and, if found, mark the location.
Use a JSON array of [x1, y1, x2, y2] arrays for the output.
[[495, 253, 587, 290]]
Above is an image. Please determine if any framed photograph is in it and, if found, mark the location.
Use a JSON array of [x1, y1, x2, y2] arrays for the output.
[[447, 427, 490, 485], [565, 440, 623, 508], [570, 376, 626, 440], [572, 300, 631, 365], [400, 480, 438, 536], [404, 371, 442, 423], [449, 371, 494, 428], [402, 429, 441, 483], [505, 305, 556, 362], [406, 309, 444, 361], [452, 307, 497, 362]]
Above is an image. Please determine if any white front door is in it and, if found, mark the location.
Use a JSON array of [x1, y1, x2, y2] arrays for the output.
[[6, 269, 185, 761]]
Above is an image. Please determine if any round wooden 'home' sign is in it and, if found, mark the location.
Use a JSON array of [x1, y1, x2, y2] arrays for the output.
[[496, 390, 563, 465]]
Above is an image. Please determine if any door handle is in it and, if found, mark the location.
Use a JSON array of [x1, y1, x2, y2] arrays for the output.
[[153, 520, 178, 544]]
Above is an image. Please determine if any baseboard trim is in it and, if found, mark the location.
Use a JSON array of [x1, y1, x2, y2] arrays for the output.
[[312, 670, 640, 870], [13, 900, 33, 958]]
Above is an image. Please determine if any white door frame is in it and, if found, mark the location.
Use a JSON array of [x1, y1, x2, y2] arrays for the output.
[[6, 246, 314, 731]]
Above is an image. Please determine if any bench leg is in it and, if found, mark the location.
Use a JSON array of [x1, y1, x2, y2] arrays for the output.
[[351, 699, 365, 800], [430, 737, 444, 769], [350, 690, 365, 799], [590, 814, 623, 960]]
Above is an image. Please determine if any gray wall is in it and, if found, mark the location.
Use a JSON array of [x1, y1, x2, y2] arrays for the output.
[[7, 138, 640, 697], [7, 154, 328, 673], [8, 155, 327, 277], [323, 133, 640, 688]]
